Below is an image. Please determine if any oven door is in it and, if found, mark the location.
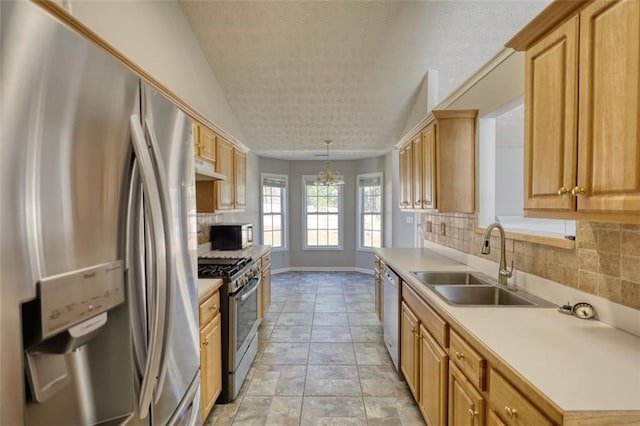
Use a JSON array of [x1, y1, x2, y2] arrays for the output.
[[228, 275, 260, 370]]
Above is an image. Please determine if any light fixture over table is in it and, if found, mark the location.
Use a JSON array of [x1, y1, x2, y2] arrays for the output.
[[314, 140, 345, 186]]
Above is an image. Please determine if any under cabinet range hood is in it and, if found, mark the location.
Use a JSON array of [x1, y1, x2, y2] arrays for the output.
[[195, 157, 227, 181]]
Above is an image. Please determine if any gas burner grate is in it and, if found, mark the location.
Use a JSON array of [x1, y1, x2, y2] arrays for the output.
[[197, 257, 252, 279]]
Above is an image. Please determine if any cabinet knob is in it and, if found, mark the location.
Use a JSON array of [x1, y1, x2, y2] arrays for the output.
[[571, 186, 586, 196], [504, 406, 517, 418], [468, 408, 478, 418], [203, 338, 209, 346], [455, 351, 465, 360], [557, 187, 569, 197], [209, 305, 217, 311]]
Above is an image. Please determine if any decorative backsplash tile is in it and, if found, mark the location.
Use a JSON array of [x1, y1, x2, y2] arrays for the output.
[[197, 213, 223, 244], [421, 213, 640, 310]]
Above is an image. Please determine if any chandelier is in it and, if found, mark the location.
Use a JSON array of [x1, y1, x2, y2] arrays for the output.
[[314, 140, 345, 185]]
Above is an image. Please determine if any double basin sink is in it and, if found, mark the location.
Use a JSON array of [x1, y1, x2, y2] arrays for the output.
[[410, 271, 554, 307]]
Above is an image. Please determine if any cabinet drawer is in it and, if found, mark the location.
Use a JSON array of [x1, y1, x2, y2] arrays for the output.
[[402, 283, 448, 348], [449, 329, 485, 390], [262, 252, 271, 268], [199, 291, 220, 327], [487, 368, 552, 426]]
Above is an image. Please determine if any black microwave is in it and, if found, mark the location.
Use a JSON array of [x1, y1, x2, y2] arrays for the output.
[[210, 224, 253, 250]]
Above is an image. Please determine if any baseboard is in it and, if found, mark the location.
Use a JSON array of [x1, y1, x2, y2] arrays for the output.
[[272, 267, 375, 275]]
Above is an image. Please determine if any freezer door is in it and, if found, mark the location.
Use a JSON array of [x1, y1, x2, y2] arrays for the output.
[[141, 83, 200, 425]]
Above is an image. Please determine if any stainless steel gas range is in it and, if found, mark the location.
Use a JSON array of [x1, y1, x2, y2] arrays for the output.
[[198, 256, 261, 402]]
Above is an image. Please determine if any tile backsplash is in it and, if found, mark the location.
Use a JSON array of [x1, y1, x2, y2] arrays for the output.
[[421, 213, 640, 310], [197, 213, 223, 244]]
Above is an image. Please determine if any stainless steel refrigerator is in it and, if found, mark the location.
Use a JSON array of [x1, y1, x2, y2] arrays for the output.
[[1, 2, 200, 424]]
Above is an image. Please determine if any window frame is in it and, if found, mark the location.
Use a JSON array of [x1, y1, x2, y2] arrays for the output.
[[357, 172, 384, 252], [302, 175, 344, 251], [260, 173, 288, 252]]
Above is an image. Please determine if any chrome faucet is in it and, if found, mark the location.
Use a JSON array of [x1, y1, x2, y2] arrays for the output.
[[481, 223, 514, 287]]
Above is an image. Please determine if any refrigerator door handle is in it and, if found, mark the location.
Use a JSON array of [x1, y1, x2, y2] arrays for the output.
[[143, 118, 174, 403], [125, 160, 148, 377], [130, 114, 168, 418], [165, 374, 201, 426]]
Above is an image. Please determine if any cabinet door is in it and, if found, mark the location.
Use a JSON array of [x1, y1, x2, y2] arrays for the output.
[[412, 135, 423, 209], [234, 149, 247, 209], [215, 138, 234, 210], [200, 313, 221, 422], [577, 0, 640, 213], [523, 15, 578, 212], [432, 110, 477, 213], [399, 144, 413, 208], [419, 325, 448, 426], [421, 124, 437, 210], [487, 409, 507, 426], [449, 362, 485, 426], [400, 302, 419, 400], [199, 125, 217, 163], [262, 265, 271, 315], [374, 273, 383, 322]]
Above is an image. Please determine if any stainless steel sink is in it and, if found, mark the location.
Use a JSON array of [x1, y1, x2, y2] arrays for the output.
[[432, 285, 534, 306], [410, 271, 491, 286], [410, 271, 555, 308]]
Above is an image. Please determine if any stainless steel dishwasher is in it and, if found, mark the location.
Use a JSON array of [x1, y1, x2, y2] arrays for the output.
[[383, 266, 400, 372]]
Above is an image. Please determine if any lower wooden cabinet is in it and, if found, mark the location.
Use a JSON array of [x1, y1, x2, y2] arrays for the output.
[[374, 255, 384, 322], [258, 251, 272, 320], [419, 324, 448, 426], [401, 300, 448, 426], [199, 292, 221, 423], [262, 264, 271, 315], [398, 279, 559, 426], [400, 302, 420, 399], [449, 362, 485, 426], [487, 368, 553, 426], [487, 408, 508, 426]]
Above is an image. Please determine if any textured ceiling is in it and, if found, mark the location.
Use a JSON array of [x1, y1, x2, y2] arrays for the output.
[[179, 1, 549, 160]]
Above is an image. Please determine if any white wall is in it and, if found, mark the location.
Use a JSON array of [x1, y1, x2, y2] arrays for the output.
[[63, 0, 245, 141]]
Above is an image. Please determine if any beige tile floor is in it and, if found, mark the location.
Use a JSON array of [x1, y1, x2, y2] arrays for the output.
[[205, 272, 425, 425]]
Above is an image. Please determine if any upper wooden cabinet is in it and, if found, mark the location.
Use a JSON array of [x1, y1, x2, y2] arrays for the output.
[[399, 142, 413, 208], [421, 124, 437, 210], [399, 110, 477, 213], [215, 137, 235, 211], [520, 0, 640, 222], [412, 134, 423, 209], [196, 131, 247, 213], [233, 149, 247, 210], [524, 15, 578, 212], [196, 124, 217, 164]]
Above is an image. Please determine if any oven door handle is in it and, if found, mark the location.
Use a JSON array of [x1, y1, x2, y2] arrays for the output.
[[237, 277, 260, 304]]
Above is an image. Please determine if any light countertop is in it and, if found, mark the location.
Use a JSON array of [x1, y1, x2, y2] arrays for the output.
[[376, 248, 640, 413], [197, 278, 223, 302]]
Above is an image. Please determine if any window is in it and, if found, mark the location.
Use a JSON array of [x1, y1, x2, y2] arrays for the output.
[[358, 173, 383, 250], [261, 174, 287, 250], [303, 176, 342, 249]]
